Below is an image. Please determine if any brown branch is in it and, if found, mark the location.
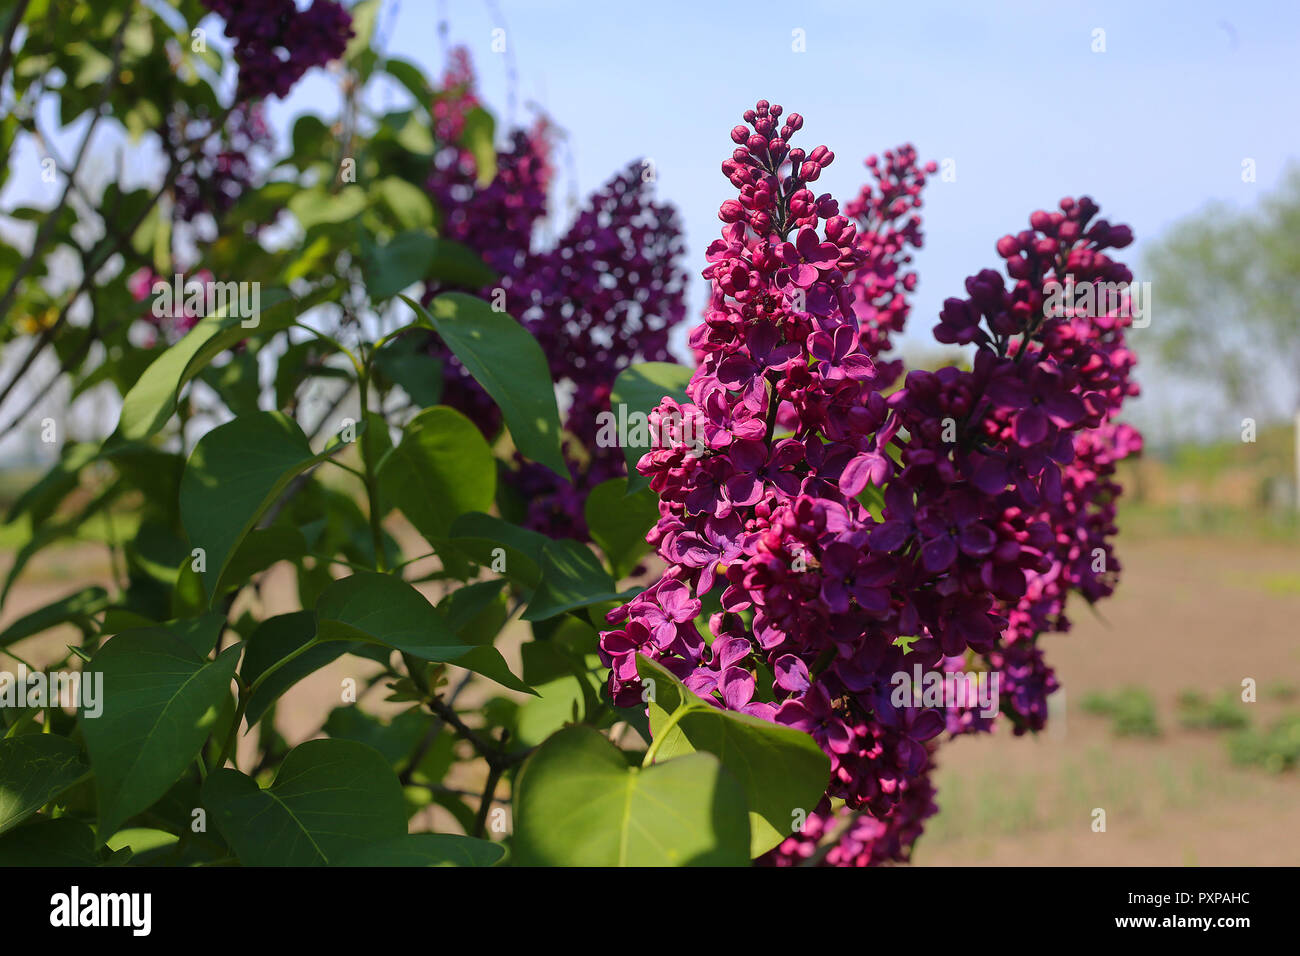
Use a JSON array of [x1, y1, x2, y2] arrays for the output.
[[0, 14, 127, 327], [0, 0, 31, 82], [421, 693, 533, 839]]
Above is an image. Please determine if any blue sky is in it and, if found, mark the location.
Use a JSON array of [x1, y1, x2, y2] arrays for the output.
[[7, 1, 1298, 446], [275, 0, 1299, 435]]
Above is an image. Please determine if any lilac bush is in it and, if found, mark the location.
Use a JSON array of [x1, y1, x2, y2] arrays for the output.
[[0, 0, 1152, 871]]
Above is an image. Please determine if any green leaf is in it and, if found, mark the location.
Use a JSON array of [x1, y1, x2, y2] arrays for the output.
[[166, 612, 227, 657], [636, 656, 831, 856], [377, 406, 495, 541], [512, 726, 750, 866], [179, 411, 337, 601], [105, 827, 179, 857], [514, 640, 597, 746], [322, 706, 427, 768], [514, 677, 586, 746], [202, 739, 407, 866], [361, 229, 432, 300], [403, 293, 566, 476], [274, 338, 345, 408], [343, 0, 381, 63], [364, 229, 496, 300], [391, 110, 435, 154], [610, 362, 694, 493], [82, 628, 241, 839], [373, 332, 442, 407], [334, 832, 506, 866], [584, 478, 659, 579], [0, 735, 88, 835], [460, 107, 496, 185], [220, 524, 308, 587], [291, 115, 330, 165], [0, 818, 104, 866], [382, 57, 433, 102], [523, 539, 629, 621], [113, 287, 314, 441], [447, 511, 549, 588], [439, 579, 508, 645], [241, 611, 352, 728], [315, 572, 532, 693], [424, 238, 498, 289], [0, 586, 107, 649], [198, 351, 261, 418], [288, 185, 368, 230]]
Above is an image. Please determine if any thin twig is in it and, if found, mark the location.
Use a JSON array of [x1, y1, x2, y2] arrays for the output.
[[0, 15, 127, 329], [0, 0, 32, 84]]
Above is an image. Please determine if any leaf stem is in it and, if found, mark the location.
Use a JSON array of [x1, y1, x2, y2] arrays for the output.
[[214, 639, 322, 770], [356, 358, 387, 571], [642, 703, 693, 767]]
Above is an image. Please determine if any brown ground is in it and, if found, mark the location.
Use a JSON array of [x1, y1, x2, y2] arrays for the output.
[[4, 530, 1299, 865], [915, 534, 1300, 866]]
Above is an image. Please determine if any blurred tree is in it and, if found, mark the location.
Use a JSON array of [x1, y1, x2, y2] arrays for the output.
[[1144, 165, 1300, 507]]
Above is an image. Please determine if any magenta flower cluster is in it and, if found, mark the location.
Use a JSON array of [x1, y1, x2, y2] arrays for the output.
[[203, 0, 353, 101], [423, 49, 688, 538], [599, 101, 1142, 865]]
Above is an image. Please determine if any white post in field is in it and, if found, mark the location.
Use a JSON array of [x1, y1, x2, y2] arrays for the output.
[[1295, 409, 1300, 512]]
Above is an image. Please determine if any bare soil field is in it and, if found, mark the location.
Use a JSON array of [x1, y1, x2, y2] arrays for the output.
[[916, 534, 1300, 865]]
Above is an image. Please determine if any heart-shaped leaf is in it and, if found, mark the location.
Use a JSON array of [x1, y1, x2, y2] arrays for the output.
[[202, 739, 407, 866], [377, 405, 495, 541], [512, 726, 750, 866], [637, 656, 831, 856]]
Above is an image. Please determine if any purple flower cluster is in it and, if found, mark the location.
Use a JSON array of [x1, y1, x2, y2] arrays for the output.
[[759, 771, 938, 867], [168, 103, 273, 227], [598, 101, 1142, 864], [932, 199, 1143, 735], [127, 268, 212, 345], [844, 145, 936, 386], [203, 0, 353, 101], [422, 49, 688, 538], [425, 111, 557, 439]]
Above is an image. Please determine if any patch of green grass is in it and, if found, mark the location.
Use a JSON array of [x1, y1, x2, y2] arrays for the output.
[[1227, 713, 1300, 773], [1258, 573, 1300, 596], [1177, 689, 1251, 731], [1081, 686, 1162, 737], [1116, 502, 1300, 542], [1270, 683, 1299, 702]]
